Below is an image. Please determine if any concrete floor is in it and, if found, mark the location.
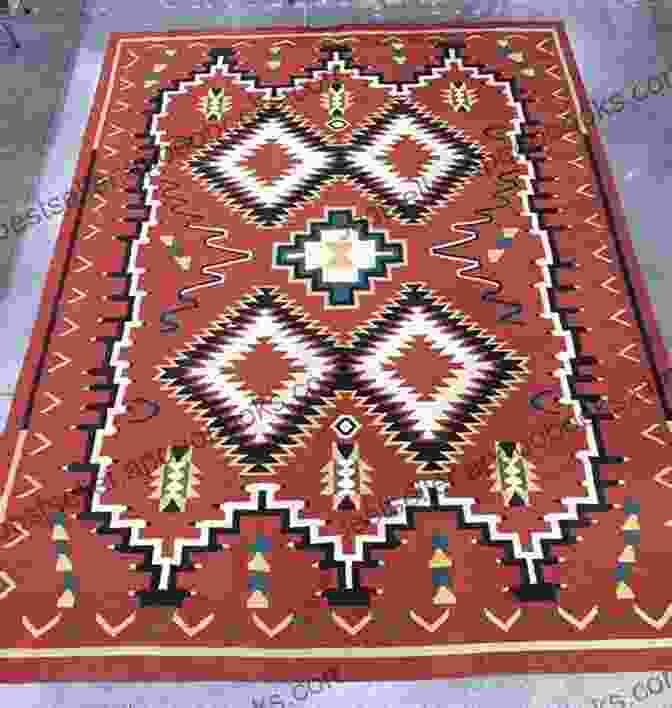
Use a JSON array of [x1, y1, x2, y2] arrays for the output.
[[0, 0, 671, 705]]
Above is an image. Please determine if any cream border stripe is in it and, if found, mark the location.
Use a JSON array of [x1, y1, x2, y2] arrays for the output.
[[0, 431, 28, 522], [4, 637, 672, 658]]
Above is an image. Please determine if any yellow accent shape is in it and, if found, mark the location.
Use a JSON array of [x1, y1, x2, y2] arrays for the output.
[[247, 590, 269, 609], [622, 515, 640, 531], [433, 586, 456, 606], [429, 549, 453, 568], [247, 553, 271, 573]]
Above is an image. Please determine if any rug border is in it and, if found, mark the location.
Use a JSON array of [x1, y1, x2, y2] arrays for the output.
[[1, 21, 671, 682]]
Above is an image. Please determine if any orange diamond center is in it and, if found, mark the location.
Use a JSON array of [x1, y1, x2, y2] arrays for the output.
[[238, 142, 297, 186], [233, 338, 305, 401], [383, 338, 464, 401], [385, 136, 434, 181]]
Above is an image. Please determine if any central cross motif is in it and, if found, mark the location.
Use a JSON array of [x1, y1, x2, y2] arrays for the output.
[[273, 209, 405, 308]]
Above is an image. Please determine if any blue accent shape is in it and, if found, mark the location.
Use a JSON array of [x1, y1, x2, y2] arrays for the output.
[[495, 238, 513, 248], [432, 534, 449, 549], [431, 569, 451, 586], [623, 498, 640, 515], [615, 564, 631, 582], [248, 574, 267, 592], [251, 535, 271, 553], [623, 530, 640, 546], [332, 285, 354, 305]]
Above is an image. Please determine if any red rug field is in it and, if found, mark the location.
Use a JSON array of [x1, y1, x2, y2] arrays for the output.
[[1, 22, 672, 682]]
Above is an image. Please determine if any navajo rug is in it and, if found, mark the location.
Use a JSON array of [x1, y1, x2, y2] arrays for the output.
[[1, 23, 671, 682]]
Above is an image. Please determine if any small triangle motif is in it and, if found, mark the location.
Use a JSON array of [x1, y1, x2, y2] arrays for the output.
[[618, 546, 636, 563], [433, 586, 456, 605], [56, 554, 72, 572], [248, 553, 271, 573], [52, 525, 69, 542], [57, 589, 76, 608], [247, 590, 269, 609], [616, 581, 635, 600]]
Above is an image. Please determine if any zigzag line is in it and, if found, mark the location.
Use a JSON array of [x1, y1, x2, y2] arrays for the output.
[[181, 235, 252, 298], [157, 177, 243, 332], [430, 219, 524, 324], [431, 219, 500, 289]]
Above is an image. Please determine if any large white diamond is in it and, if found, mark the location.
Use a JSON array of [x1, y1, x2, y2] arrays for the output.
[[206, 116, 330, 208], [188, 308, 334, 442], [348, 115, 463, 202], [353, 307, 496, 439]]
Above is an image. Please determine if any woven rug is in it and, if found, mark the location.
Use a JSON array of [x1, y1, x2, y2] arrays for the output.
[[1, 22, 671, 682]]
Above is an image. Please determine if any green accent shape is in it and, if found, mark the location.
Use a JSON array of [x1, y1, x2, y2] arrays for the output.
[[156, 446, 199, 513], [52, 511, 65, 525], [62, 574, 76, 591]]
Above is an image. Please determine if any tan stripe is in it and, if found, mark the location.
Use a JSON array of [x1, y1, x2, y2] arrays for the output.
[[2, 637, 672, 659], [115, 27, 560, 44]]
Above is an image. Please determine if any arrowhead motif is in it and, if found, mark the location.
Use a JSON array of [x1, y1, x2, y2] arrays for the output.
[[252, 612, 294, 638], [654, 467, 672, 489], [95, 612, 136, 638], [173, 612, 215, 637], [0, 571, 16, 600], [483, 608, 522, 632], [633, 603, 672, 631], [22, 614, 62, 638], [331, 611, 372, 636], [409, 608, 451, 632], [557, 606, 599, 630]]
